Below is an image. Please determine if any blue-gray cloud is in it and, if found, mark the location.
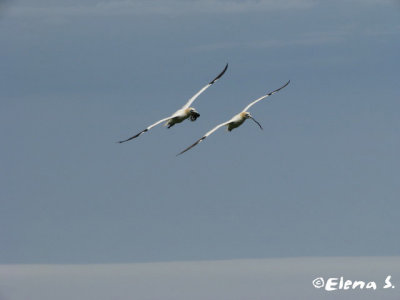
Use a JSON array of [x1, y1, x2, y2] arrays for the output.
[[0, 257, 399, 300], [9, 0, 396, 17], [1, 0, 399, 266], [6, 0, 397, 18], [6, 0, 315, 17]]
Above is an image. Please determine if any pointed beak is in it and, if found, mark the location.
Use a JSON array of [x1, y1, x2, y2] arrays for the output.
[[249, 116, 263, 130]]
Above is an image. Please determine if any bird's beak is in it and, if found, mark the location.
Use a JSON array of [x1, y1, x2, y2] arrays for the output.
[[190, 111, 200, 121], [249, 116, 263, 130]]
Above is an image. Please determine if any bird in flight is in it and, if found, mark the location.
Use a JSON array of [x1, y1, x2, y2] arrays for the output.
[[118, 64, 228, 143], [177, 80, 290, 155]]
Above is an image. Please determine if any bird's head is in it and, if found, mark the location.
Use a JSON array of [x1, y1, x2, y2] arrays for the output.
[[242, 112, 252, 119], [242, 111, 263, 130], [189, 107, 200, 121]]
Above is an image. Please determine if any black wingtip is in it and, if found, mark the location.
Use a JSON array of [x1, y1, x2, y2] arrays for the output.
[[282, 80, 290, 88], [117, 128, 148, 144], [176, 146, 191, 156], [270, 80, 291, 95], [209, 63, 229, 84], [176, 136, 205, 156], [176, 149, 186, 156]]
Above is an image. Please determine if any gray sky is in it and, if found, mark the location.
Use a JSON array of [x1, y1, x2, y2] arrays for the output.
[[1, 0, 400, 264], [1, 257, 400, 300]]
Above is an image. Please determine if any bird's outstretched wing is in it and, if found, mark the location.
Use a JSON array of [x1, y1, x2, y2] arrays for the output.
[[182, 63, 228, 109], [118, 117, 172, 143], [177, 121, 231, 155], [242, 80, 290, 112]]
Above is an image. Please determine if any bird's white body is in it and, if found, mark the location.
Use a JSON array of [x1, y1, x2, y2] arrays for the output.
[[118, 64, 228, 143], [226, 112, 247, 131], [177, 80, 290, 155], [166, 108, 194, 128]]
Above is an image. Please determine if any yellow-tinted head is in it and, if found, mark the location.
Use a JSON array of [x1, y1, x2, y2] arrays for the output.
[[188, 107, 200, 121], [240, 111, 251, 119]]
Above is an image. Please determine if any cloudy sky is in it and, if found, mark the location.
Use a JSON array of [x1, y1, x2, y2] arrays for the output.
[[1, 0, 400, 267], [1, 257, 399, 300], [1, 0, 400, 298]]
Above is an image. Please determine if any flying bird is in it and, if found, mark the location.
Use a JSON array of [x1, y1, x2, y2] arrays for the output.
[[177, 80, 290, 155], [118, 64, 228, 143]]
